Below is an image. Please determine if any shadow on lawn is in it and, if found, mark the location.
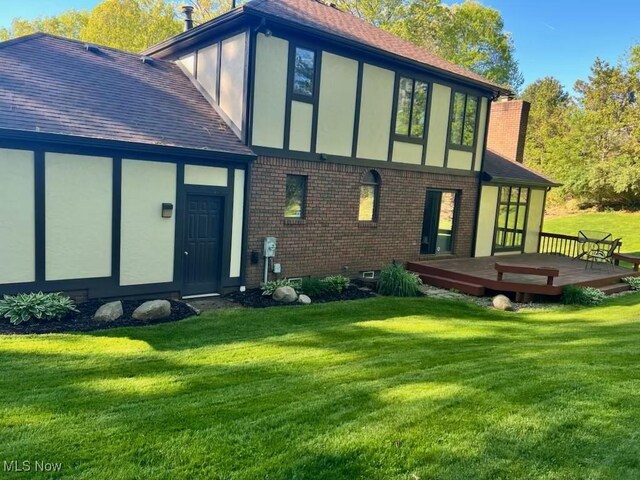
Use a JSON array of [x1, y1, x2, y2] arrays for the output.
[[2, 296, 640, 478]]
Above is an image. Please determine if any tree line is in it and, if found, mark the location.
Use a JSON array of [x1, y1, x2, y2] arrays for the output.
[[523, 47, 640, 209]]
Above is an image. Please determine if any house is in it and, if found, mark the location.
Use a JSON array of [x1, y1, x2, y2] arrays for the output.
[[0, 0, 557, 300]]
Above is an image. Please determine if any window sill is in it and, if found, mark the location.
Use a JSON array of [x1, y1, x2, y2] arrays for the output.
[[358, 221, 378, 228], [284, 218, 306, 225]]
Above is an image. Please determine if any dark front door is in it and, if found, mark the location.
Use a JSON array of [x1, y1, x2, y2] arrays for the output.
[[183, 194, 224, 296], [421, 190, 458, 255]]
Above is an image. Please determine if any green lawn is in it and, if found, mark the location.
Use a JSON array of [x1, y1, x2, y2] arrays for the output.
[[545, 211, 640, 254], [2, 296, 640, 479]]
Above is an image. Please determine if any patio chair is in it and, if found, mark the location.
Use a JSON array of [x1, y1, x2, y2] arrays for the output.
[[585, 238, 621, 271]]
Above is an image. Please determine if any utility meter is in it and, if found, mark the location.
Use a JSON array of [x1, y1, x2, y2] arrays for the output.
[[264, 237, 277, 258]]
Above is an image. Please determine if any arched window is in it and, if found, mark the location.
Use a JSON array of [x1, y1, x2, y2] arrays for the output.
[[358, 170, 380, 222]]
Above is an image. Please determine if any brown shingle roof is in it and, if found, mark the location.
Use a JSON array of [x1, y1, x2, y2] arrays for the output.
[[483, 150, 559, 187], [0, 33, 254, 157], [244, 0, 509, 93]]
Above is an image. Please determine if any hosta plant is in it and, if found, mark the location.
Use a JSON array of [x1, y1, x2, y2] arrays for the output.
[[0, 292, 79, 325]]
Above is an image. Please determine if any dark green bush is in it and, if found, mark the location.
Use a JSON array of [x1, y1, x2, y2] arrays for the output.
[[299, 278, 333, 298], [0, 292, 78, 325], [561, 285, 606, 306], [377, 263, 423, 297]]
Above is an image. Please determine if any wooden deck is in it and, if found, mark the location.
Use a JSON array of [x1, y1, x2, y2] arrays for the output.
[[408, 253, 640, 297]]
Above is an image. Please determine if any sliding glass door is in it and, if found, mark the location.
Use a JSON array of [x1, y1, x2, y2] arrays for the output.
[[421, 190, 458, 255]]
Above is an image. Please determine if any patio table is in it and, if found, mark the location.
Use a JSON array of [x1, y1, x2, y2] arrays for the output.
[[574, 230, 612, 260]]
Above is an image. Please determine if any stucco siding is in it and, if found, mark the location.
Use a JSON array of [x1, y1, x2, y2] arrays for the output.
[[252, 33, 288, 149], [474, 185, 499, 257], [316, 52, 358, 156], [45, 153, 112, 281], [524, 188, 546, 253], [0, 148, 35, 284], [197, 43, 218, 102], [392, 141, 423, 165], [356, 64, 394, 161], [425, 83, 451, 167], [230, 169, 245, 278], [120, 159, 176, 286], [447, 149, 473, 170], [220, 32, 246, 130], [185, 165, 228, 187], [289, 101, 313, 152], [474, 97, 488, 171]]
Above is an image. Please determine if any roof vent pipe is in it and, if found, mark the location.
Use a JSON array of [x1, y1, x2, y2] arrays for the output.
[[182, 5, 194, 31]]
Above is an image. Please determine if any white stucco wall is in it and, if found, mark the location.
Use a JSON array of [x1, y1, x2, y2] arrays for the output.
[[425, 83, 451, 167], [185, 165, 228, 187], [316, 52, 358, 156], [197, 43, 218, 102], [220, 32, 246, 130], [45, 153, 112, 281], [0, 148, 35, 284], [392, 141, 423, 165], [178, 53, 196, 77], [524, 188, 546, 253], [230, 169, 245, 278], [356, 64, 394, 161], [120, 159, 176, 286], [289, 100, 313, 152], [447, 149, 474, 170], [252, 33, 288, 149], [474, 185, 499, 257]]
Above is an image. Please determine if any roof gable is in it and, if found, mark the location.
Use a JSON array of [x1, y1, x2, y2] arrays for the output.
[[483, 150, 559, 187], [0, 33, 253, 157]]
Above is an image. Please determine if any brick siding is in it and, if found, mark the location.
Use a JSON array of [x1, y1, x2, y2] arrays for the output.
[[245, 156, 480, 286], [486, 100, 530, 163]]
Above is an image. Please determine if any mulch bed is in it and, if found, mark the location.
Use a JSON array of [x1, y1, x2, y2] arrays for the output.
[[0, 300, 197, 335], [225, 285, 376, 308]]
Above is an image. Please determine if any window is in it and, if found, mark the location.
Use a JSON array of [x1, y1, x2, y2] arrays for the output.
[[358, 171, 380, 222], [395, 77, 428, 138], [284, 175, 307, 218], [449, 92, 479, 148], [494, 187, 529, 250], [293, 47, 315, 97]]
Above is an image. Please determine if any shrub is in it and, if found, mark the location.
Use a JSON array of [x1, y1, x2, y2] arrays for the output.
[[298, 278, 332, 297], [321, 275, 350, 294], [377, 262, 423, 297], [561, 285, 606, 306], [261, 279, 297, 296], [0, 292, 78, 325], [622, 276, 640, 291]]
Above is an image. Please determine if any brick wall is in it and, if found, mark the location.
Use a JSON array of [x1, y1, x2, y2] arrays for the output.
[[245, 156, 479, 286], [486, 99, 530, 163]]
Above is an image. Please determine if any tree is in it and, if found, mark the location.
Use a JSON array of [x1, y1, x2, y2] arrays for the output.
[[83, 0, 181, 52], [335, 0, 411, 31], [0, 0, 181, 52]]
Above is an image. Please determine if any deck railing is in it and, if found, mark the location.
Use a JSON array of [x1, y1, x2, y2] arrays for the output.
[[538, 232, 622, 257]]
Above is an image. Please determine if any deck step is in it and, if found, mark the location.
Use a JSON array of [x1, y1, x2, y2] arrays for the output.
[[598, 282, 631, 295], [419, 274, 486, 297]]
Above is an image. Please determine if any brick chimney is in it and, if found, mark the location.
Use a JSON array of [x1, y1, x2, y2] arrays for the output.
[[486, 98, 530, 163]]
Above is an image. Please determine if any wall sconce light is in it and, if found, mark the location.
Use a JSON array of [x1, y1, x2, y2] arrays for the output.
[[161, 203, 174, 218]]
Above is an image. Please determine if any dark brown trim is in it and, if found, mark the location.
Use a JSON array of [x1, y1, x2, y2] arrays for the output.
[[351, 61, 364, 158], [111, 157, 122, 284], [34, 150, 45, 284], [387, 72, 400, 162]]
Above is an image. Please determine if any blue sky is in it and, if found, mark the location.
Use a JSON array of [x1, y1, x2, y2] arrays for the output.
[[2, 0, 639, 91]]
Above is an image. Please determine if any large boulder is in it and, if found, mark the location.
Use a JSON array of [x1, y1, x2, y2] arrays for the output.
[[93, 301, 123, 322], [297, 294, 311, 305], [272, 286, 297, 303], [132, 300, 171, 320], [492, 294, 514, 311]]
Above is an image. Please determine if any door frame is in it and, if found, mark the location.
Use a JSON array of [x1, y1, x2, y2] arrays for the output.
[[420, 188, 461, 256], [176, 184, 232, 296]]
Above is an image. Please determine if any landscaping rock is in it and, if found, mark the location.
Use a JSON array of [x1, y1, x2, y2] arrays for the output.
[[272, 286, 298, 303], [492, 294, 514, 311], [93, 301, 123, 322], [132, 300, 171, 320], [298, 294, 311, 305]]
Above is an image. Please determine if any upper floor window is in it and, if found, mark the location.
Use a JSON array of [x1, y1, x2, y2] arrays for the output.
[[293, 47, 315, 97], [358, 170, 380, 222], [495, 186, 528, 251], [395, 77, 428, 138], [284, 174, 307, 219], [449, 92, 478, 148]]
